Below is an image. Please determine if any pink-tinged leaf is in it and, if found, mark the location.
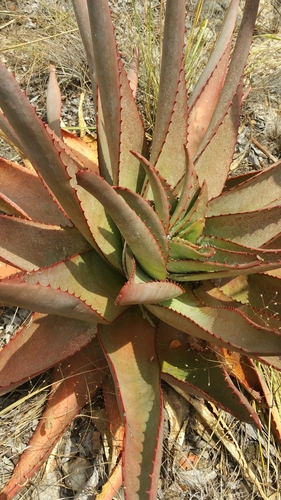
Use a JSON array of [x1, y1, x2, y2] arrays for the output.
[[189, 0, 238, 108], [118, 58, 148, 192], [256, 355, 281, 371], [73, 172, 123, 272], [205, 205, 281, 247], [130, 151, 170, 231], [208, 160, 281, 216], [168, 238, 215, 260], [46, 65, 62, 138], [194, 280, 281, 335], [177, 219, 205, 243], [127, 47, 139, 99], [114, 186, 168, 258], [263, 233, 281, 249], [46, 130, 123, 272], [0, 262, 20, 279], [0, 312, 97, 395], [0, 339, 107, 500], [72, 0, 96, 102], [169, 179, 207, 238], [0, 111, 24, 153], [87, 0, 120, 185], [194, 0, 259, 198], [99, 308, 163, 500], [62, 129, 99, 173], [77, 170, 167, 280], [223, 170, 259, 191], [188, 0, 239, 157], [194, 80, 243, 199], [169, 149, 198, 229], [219, 273, 281, 319], [150, 0, 187, 173], [157, 322, 260, 426], [0, 216, 92, 272], [0, 159, 71, 226], [194, 0, 259, 166], [215, 348, 270, 401], [115, 250, 184, 306], [102, 375, 124, 469], [152, 65, 188, 189], [146, 285, 281, 357], [166, 258, 265, 277], [0, 64, 98, 245], [0, 250, 127, 323]]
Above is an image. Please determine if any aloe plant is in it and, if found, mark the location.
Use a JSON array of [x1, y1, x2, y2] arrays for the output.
[[0, 0, 281, 498]]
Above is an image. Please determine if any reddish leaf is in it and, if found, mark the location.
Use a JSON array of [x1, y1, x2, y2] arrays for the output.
[[0, 339, 107, 500], [99, 308, 163, 500], [0, 216, 92, 272], [158, 322, 261, 426], [0, 250, 127, 323], [76, 170, 167, 280], [46, 65, 62, 138], [0, 159, 70, 226], [115, 250, 184, 306], [0, 312, 97, 395], [150, 0, 186, 171]]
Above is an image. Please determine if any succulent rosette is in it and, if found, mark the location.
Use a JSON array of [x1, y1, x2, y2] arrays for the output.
[[0, 1, 281, 499]]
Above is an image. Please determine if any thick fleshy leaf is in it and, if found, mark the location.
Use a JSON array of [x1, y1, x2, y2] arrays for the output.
[[146, 285, 281, 356], [99, 308, 163, 500], [0, 216, 92, 272], [169, 179, 207, 238], [73, 172, 124, 271], [76, 170, 167, 280], [102, 375, 124, 470], [168, 238, 215, 260], [0, 250, 127, 323], [115, 250, 184, 306], [194, 0, 259, 198], [194, 280, 281, 335], [194, 81, 243, 199], [0, 313, 97, 395], [150, 0, 187, 173], [205, 205, 281, 247], [62, 129, 99, 173], [0, 110, 24, 153], [208, 160, 281, 216], [169, 149, 198, 229], [167, 255, 263, 276], [0, 340, 107, 500], [114, 186, 169, 257], [219, 272, 281, 320], [152, 66, 188, 188], [87, 0, 120, 185], [72, 0, 96, 101], [0, 64, 98, 246], [215, 348, 266, 398], [188, 0, 239, 157], [131, 151, 170, 230], [157, 322, 260, 426], [0, 262, 20, 279], [118, 59, 147, 192], [46, 65, 62, 137], [0, 159, 70, 226], [127, 47, 139, 98]]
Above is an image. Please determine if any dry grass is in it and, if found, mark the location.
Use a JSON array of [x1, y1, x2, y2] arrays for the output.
[[0, 1, 281, 498]]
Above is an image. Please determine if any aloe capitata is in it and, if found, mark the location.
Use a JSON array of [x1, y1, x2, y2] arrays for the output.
[[0, 0, 281, 499]]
